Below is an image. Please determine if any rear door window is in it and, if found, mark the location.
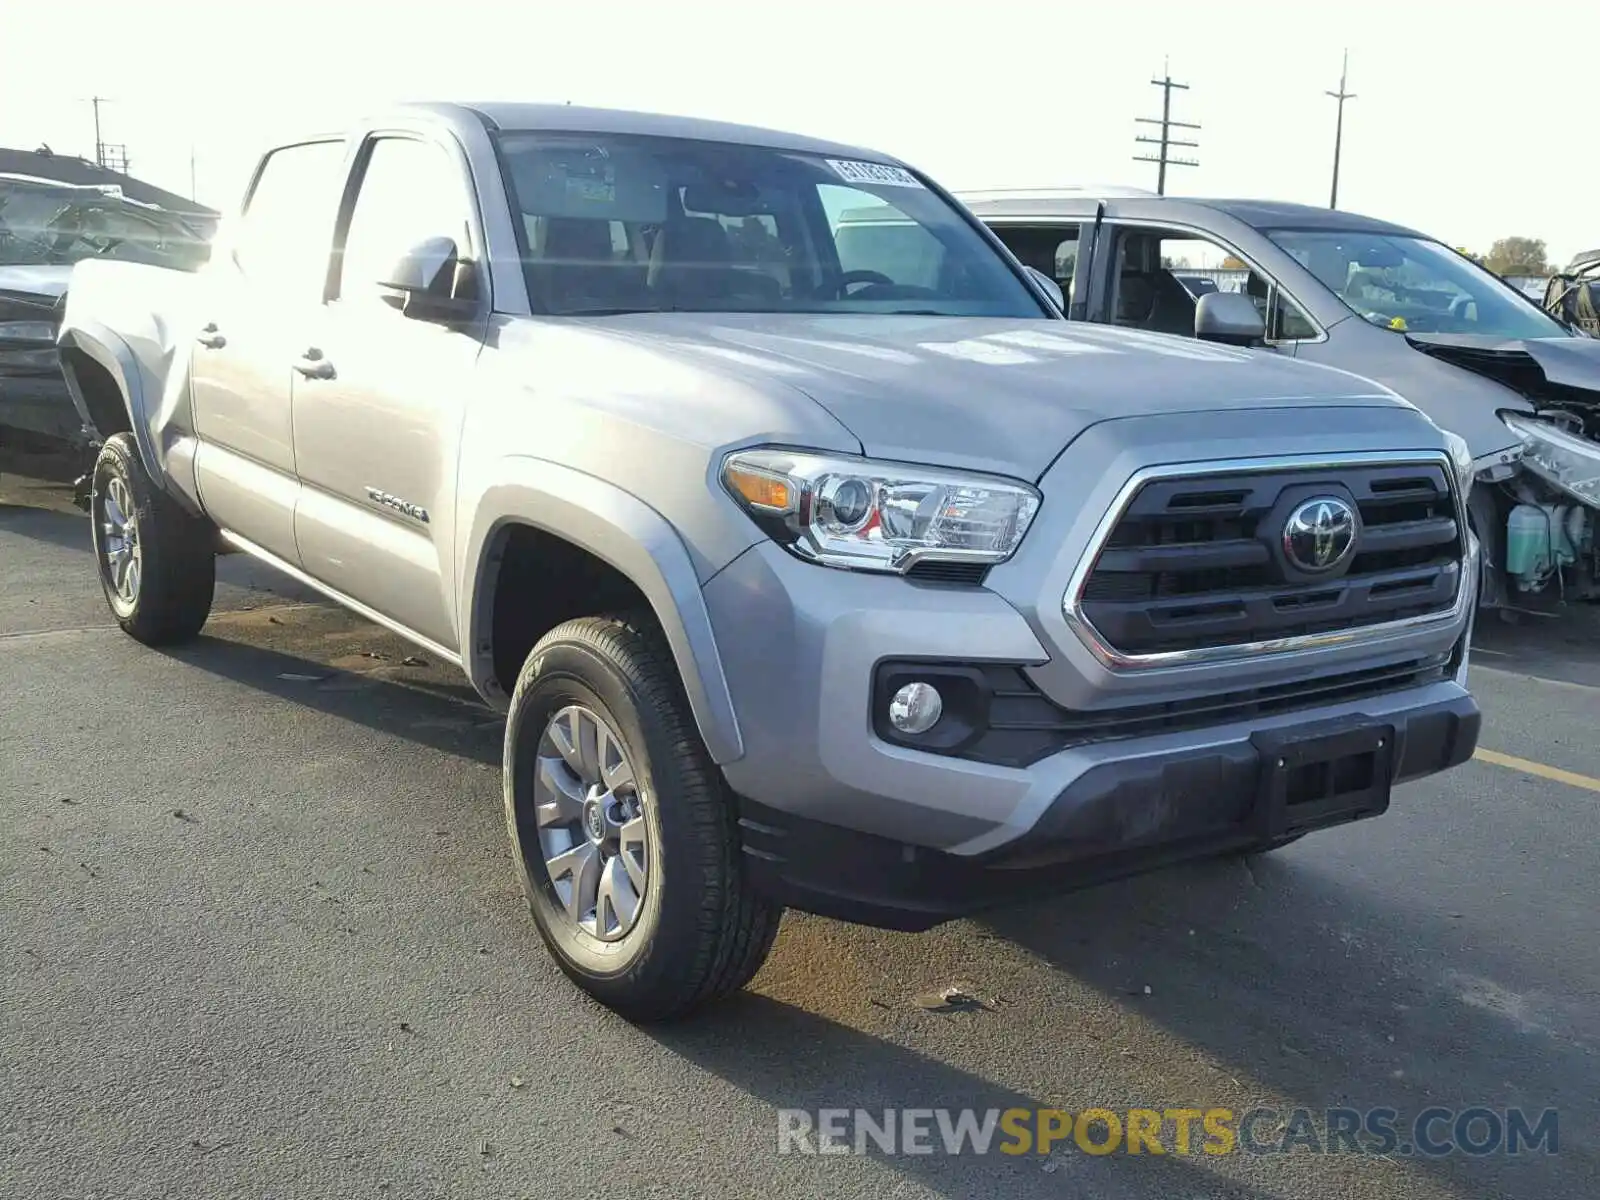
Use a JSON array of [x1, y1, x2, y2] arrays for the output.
[[232, 140, 349, 299]]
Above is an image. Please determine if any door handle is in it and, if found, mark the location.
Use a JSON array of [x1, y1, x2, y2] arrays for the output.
[[293, 348, 335, 380], [196, 322, 226, 349]]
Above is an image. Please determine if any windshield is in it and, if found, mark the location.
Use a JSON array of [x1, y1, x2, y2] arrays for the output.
[[0, 180, 213, 272], [1265, 229, 1571, 339], [494, 131, 1044, 317]]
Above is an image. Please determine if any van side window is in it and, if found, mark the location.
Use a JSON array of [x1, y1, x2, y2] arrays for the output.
[[990, 225, 1080, 295], [232, 140, 348, 299]]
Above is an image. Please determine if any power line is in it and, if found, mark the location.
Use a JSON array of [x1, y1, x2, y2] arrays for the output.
[[1327, 50, 1356, 210], [1133, 63, 1199, 196]]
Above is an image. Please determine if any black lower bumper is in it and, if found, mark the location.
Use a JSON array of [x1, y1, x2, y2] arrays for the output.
[[737, 691, 1480, 932]]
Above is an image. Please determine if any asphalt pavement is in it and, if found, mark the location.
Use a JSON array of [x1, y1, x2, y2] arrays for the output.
[[3, 464, 1597, 1200]]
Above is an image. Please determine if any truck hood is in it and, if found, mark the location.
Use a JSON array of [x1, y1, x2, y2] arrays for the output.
[[588, 313, 1408, 479]]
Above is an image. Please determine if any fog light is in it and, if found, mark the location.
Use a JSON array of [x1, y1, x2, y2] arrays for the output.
[[888, 681, 943, 735]]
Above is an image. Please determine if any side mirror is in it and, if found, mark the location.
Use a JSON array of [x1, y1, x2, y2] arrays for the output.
[[1025, 266, 1065, 311], [376, 236, 475, 322], [1194, 291, 1266, 346]]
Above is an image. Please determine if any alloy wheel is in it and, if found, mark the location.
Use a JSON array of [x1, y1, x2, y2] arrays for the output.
[[533, 704, 649, 941]]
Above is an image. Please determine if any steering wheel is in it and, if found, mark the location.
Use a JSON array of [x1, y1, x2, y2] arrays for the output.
[[837, 269, 895, 295]]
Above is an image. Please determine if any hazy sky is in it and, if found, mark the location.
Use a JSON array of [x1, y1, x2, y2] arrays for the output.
[[3, 0, 1594, 263]]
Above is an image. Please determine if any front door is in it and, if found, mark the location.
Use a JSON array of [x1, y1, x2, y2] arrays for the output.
[[290, 133, 486, 653], [1093, 223, 1322, 351], [188, 139, 350, 564]]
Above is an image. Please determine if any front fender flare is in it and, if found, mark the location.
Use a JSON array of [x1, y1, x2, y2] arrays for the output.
[[460, 458, 744, 765]]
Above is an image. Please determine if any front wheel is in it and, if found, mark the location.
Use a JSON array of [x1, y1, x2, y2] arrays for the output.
[[503, 613, 782, 1021], [89, 433, 216, 645]]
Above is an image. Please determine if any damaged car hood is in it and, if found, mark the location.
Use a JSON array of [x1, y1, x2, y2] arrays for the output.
[[1406, 333, 1600, 440], [1407, 332, 1600, 391]]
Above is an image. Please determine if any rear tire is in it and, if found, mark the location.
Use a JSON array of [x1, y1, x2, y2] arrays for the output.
[[90, 433, 215, 645], [503, 612, 782, 1022]]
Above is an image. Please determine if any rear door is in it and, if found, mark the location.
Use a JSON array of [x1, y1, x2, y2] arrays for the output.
[[189, 139, 350, 563], [289, 132, 486, 653]]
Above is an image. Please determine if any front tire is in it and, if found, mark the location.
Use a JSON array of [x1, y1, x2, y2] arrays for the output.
[[89, 433, 215, 645], [503, 613, 782, 1021]]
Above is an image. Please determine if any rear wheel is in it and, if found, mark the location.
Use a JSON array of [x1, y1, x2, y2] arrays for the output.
[[90, 433, 215, 645], [503, 613, 782, 1021]]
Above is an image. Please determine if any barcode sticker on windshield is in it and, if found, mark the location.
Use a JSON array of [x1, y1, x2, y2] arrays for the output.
[[825, 159, 924, 188]]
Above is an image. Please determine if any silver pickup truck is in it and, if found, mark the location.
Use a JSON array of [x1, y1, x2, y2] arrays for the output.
[[57, 103, 1481, 1021]]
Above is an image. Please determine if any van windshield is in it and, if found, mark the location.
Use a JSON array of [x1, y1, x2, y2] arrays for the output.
[[1265, 229, 1570, 339], [494, 131, 1044, 318]]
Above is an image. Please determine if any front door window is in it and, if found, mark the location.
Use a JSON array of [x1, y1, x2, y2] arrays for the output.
[[1110, 227, 1317, 343]]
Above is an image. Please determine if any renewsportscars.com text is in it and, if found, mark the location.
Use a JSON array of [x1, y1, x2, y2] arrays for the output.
[[777, 1106, 1559, 1158]]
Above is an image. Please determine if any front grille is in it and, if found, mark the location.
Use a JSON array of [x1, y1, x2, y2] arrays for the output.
[[1077, 461, 1463, 657]]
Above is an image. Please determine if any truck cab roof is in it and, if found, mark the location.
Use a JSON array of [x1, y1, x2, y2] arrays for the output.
[[281, 101, 897, 167]]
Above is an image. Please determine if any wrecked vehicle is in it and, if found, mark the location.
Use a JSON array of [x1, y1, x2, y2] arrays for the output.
[[962, 191, 1600, 612], [1544, 249, 1599, 337], [0, 173, 212, 446], [57, 103, 1481, 1020]]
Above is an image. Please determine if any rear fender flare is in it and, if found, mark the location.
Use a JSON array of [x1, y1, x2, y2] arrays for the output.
[[59, 322, 162, 480], [460, 457, 744, 765]]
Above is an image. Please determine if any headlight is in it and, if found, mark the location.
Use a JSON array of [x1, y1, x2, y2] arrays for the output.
[[721, 448, 1041, 573], [1441, 429, 1475, 496], [1501, 414, 1600, 506]]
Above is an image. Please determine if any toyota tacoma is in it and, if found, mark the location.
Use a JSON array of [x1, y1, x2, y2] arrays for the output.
[[57, 103, 1481, 1020]]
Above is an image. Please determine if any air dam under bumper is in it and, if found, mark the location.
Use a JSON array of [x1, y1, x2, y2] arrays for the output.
[[736, 689, 1478, 932]]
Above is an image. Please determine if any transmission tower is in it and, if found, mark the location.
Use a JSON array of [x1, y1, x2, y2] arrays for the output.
[[1133, 66, 1199, 195]]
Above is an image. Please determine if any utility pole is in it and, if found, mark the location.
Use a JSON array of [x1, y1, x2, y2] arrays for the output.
[[1327, 50, 1356, 210], [91, 96, 106, 166], [1134, 63, 1199, 195]]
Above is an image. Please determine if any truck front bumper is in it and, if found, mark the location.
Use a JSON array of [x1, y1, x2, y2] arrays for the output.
[[735, 689, 1477, 930], [703, 542, 1479, 931]]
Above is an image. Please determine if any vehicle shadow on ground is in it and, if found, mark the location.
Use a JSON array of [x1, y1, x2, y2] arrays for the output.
[[0, 502, 92, 552], [158, 634, 503, 769], [1470, 603, 1600, 688], [650, 992, 1282, 1199], [979, 855, 1594, 1198]]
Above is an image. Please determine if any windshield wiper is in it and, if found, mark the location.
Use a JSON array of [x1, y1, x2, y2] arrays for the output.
[[551, 306, 669, 317]]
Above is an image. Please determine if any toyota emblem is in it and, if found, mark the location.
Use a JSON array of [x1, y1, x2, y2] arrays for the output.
[[1282, 497, 1357, 572]]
